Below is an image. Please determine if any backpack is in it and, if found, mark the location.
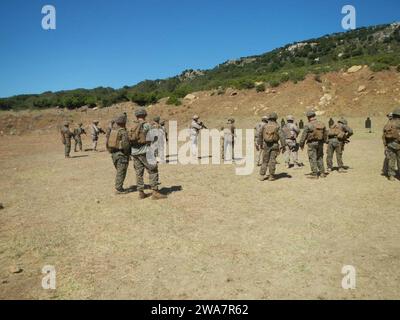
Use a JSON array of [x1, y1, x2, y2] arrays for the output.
[[328, 124, 346, 140], [384, 122, 400, 141], [308, 121, 325, 141], [129, 121, 147, 145], [262, 123, 280, 143], [282, 124, 297, 140], [107, 128, 123, 152]]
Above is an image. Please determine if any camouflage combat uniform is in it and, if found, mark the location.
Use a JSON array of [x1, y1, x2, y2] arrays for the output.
[[257, 113, 285, 181], [255, 118, 267, 166], [131, 120, 160, 192], [60, 123, 74, 158], [326, 119, 353, 171], [222, 119, 235, 160], [282, 116, 300, 168], [107, 114, 130, 192], [383, 109, 400, 180], [73, 125, 86, 152], [299, 113, 327, 178]]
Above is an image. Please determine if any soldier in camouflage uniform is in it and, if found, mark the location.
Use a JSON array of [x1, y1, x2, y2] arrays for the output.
[[258, 113, 285, 181], [283, 115, 301, 169], [91, 120, 105, 151], [131, 109, 167, 199], [109, 114, 131, 194], [382, 113, 393, 176], [221, 118, 236, 161], [73, 123, 86, 152], [255, 116, 268, 166], [382, 108, 400, 181], [60, 122, 74, 158], [326, 117, 353, 173], [299, 111, 328, 179]]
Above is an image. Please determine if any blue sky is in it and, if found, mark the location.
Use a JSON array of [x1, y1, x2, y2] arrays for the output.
[[0, 0, 399, 98]]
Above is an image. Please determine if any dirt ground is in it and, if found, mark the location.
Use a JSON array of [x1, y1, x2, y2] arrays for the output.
[[0, 116, 399, 300]]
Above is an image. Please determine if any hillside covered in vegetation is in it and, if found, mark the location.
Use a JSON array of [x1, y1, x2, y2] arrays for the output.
[[1, 22, 400, 111]]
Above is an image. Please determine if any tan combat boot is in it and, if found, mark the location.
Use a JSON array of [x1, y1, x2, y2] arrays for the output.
[[138, 190, 149, 199], [388, 176, 396, 182], [320, 172, 327, 178], [268, 175, 276, 181], [152, 190, 167, 200], [338, 168, 347, 173], [258, 175, 265, 181]]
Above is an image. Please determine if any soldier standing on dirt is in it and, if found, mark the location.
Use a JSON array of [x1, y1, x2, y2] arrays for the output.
[[73, 123, 86, 152], [91, 120, 105, 151], [108, 114, 131, 194], [382, 113, 393, 176], [299, 111, 328, 179], [258, 113, 285, 181], [282, 115, 301, 169], [190, 115, 206, 159], [326, 118, 353, 173], [222, 118, 236, 161], [382, 108, 400, 181], [255, 116, 268, 166], [60, 121, 74, 158], [130, 108, 167, 200]]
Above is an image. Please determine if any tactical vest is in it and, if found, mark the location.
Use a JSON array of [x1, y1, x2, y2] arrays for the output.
[[262, 123, 280, 143]]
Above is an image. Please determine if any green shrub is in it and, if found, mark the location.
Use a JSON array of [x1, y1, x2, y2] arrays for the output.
[[255, 83, 266, 92], [269, 80, 280, 88], [166, 96, 181, 106], [370, 63, 390, 72]]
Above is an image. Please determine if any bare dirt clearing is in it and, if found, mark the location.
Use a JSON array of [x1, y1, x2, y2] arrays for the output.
[[0, 117, 399, 299]]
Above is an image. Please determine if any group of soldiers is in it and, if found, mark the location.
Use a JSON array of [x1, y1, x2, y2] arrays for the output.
[[60, 107, 400, 198], [252, 110, 354, 180], [60, 120, 107, 157]]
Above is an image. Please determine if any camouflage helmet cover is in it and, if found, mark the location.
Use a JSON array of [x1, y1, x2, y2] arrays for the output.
[[392, 108, 400, 117], [135, 108, 147, 117], [268, 112, 278, 120], [306, 110, 316, 118], [193, 115, 199, 120], [153, 116, 161, 123], [115, 114, 127, 125], [286, 115, 294, 121]]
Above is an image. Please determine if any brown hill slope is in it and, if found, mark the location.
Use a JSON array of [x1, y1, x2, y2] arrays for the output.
[[1, 66, 399, 136]]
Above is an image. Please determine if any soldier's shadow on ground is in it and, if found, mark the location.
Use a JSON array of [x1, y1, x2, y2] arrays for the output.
[[126, 185, 183, 195], [274, 173, 292, 180], [158, 185, 183, 195], [71, 155, 89, 159]]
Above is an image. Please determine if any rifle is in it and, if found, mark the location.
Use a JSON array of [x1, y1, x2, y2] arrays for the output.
[[199, 122, 208, 129]]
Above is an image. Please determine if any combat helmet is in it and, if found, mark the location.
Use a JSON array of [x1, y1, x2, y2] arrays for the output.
[[286, 115, 295, 122], [306, 110, 316, 118], [115, 113, 127, 125], [338, 117, 348, 125], [392, 108, 400, 117], [153, 116, 161, 123], [135, 108, 147, 117], [268, 112, 278, 120], [261, 116, 268, 122]]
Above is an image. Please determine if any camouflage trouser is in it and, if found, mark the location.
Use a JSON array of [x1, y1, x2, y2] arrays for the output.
[[132, 154, 159, 191], [326, 140, 343, 169], [92, 136, 98, 150], [260, 145, 279, 176], [284, 140, 299, 165], [64, 143, 71, 157], [111, 152, 129, 190], [386, 147, 400, 177], [221, 138, 234, 160], [74, 137, 82, 152], [307, 141, 325, 175]]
